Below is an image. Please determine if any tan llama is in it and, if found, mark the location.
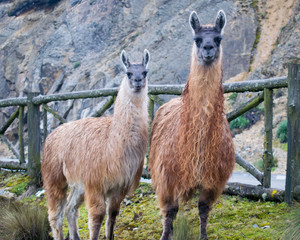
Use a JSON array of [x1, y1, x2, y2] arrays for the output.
[[149, 10, 235, 240], [42, 49, 150, 240]]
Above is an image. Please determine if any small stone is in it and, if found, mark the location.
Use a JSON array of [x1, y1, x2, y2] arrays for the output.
[[261, 225, 270, 229], [253, 224, 259, 228]]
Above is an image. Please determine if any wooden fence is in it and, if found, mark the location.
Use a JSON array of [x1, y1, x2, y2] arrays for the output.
[[0, 63, 299, 203]]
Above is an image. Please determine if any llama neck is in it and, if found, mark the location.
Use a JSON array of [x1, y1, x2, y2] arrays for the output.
[[176, 48, 225, 190], [183, 48, 223, 110], [111, 77, 148, 140]]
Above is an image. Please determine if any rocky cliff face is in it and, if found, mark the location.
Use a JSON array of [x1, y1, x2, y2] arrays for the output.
[[0, 0, 299, 125]]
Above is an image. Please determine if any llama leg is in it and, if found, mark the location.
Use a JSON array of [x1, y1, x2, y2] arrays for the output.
[[198, 191, 216, 240], [46, 187, 67, 240], [198, 200, 210, 240], [160, 201, 179, 240], [86, 190, 106, 240], [65, 185, 85, 240], [105, 193, 125, 240]]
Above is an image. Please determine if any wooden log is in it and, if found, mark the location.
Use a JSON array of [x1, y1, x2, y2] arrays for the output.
[[226, 92, 264, 122], [224, 182, 285, 202], [91, 96, 114, 117], [42, 106, 47, 144], [223, 76, 287, 93], [285, 63, 300, 204], [27, 92, 41, 186], [0, 135, 20, 159], [0, 77, 288, 108], [0, 158, 27, 170], [148, 97, 154, 122], [148, 85, 184, 95], [142, 167, 151, 179], [263, 88, 273, 188], [149, 94, 165, 106], [0, 97, 28, 107], [33, 88, 119, 104], [18, 106, 25, 164], [0, 107, 19, 134], [235, 153, 263, 184], [42, 104, 66, 124]]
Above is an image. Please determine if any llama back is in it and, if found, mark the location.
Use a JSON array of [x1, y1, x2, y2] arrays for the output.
[[42, 117, 112, 190]]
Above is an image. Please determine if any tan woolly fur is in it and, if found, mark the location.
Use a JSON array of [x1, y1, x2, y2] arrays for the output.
[[42, 50, 150, 240]]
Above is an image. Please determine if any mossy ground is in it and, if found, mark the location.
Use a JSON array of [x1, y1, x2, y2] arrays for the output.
[[0, 170, 30, 195], [0, 171, 297, 240]]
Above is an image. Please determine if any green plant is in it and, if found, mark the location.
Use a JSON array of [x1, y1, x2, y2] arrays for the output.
[[74, 62, 81, 68], [229, 116, 250, 130], [173, 213, 195, 240], [276, 120, 288, 143], [0, 201, 51, 240], [228, 93, 238, 105], [280, 208, 300, 240], [254, 158, 264, 172]]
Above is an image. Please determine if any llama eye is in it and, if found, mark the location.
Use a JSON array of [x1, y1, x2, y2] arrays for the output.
[[142, 71, 148, 78], [126, 72, 133, 78], [214, 37, 222, 46], [194, 38, 202, 47]]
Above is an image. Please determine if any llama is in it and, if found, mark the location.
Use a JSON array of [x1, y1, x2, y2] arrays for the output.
[[42, 49, 150, 240], [149, 11, 235, 240]]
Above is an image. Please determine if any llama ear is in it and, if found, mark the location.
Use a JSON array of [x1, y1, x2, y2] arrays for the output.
[[189, 11, 201, 33], [142, 49, 150, 68], [121, 50, 130, 70], [215, 10, 226, 33]]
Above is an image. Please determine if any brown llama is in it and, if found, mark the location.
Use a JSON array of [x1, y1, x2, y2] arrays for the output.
[[42, 49, 150, 240], [149, 10, 235, 240]]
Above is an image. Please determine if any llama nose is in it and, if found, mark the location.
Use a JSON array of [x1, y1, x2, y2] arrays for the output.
[[135, 78, 142, 82], [203, 45, 214, 51]]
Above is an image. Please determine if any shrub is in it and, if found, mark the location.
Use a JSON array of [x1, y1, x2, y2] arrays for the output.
[[276, 120, 288, 143], [229, 116, 250, 130], [74, 62, 81, 68], [228, 93, 238, 105], [0, 201, 51, 240]]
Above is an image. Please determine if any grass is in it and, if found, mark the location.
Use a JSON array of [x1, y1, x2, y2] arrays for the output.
[[0, 201, 51, 240], [0, 172, 297, 240], [61, 184, 294, 240]]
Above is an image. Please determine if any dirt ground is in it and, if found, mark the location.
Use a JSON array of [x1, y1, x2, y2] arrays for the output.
[[233, 94, 288, 175]]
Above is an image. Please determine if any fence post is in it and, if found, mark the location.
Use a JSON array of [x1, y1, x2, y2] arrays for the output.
[[27, 92, 41, 186], [18, 106, 25, 164], [145, 97, 154, 170], [263, 88, 273, 188], [285, 63, 300, 204]]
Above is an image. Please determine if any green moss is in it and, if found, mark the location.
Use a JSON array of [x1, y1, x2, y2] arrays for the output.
[[0, 171, 30, 195], [0, 177, 294, 240], [59, 184, 293, 239]]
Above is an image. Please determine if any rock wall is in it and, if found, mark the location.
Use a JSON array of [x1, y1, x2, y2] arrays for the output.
[[0, 0, 259, 124]]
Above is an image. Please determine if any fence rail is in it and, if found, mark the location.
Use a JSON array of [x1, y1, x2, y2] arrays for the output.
[[0, 66, 299, 203]]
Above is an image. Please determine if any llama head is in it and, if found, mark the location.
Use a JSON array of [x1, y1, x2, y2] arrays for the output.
[[121, 49, 150, 93], [189, 10, 226, 65]]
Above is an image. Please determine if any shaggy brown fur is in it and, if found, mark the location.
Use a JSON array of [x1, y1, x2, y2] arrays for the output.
[[42, 50, 150, 240], [149, 11, 235, 240]]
